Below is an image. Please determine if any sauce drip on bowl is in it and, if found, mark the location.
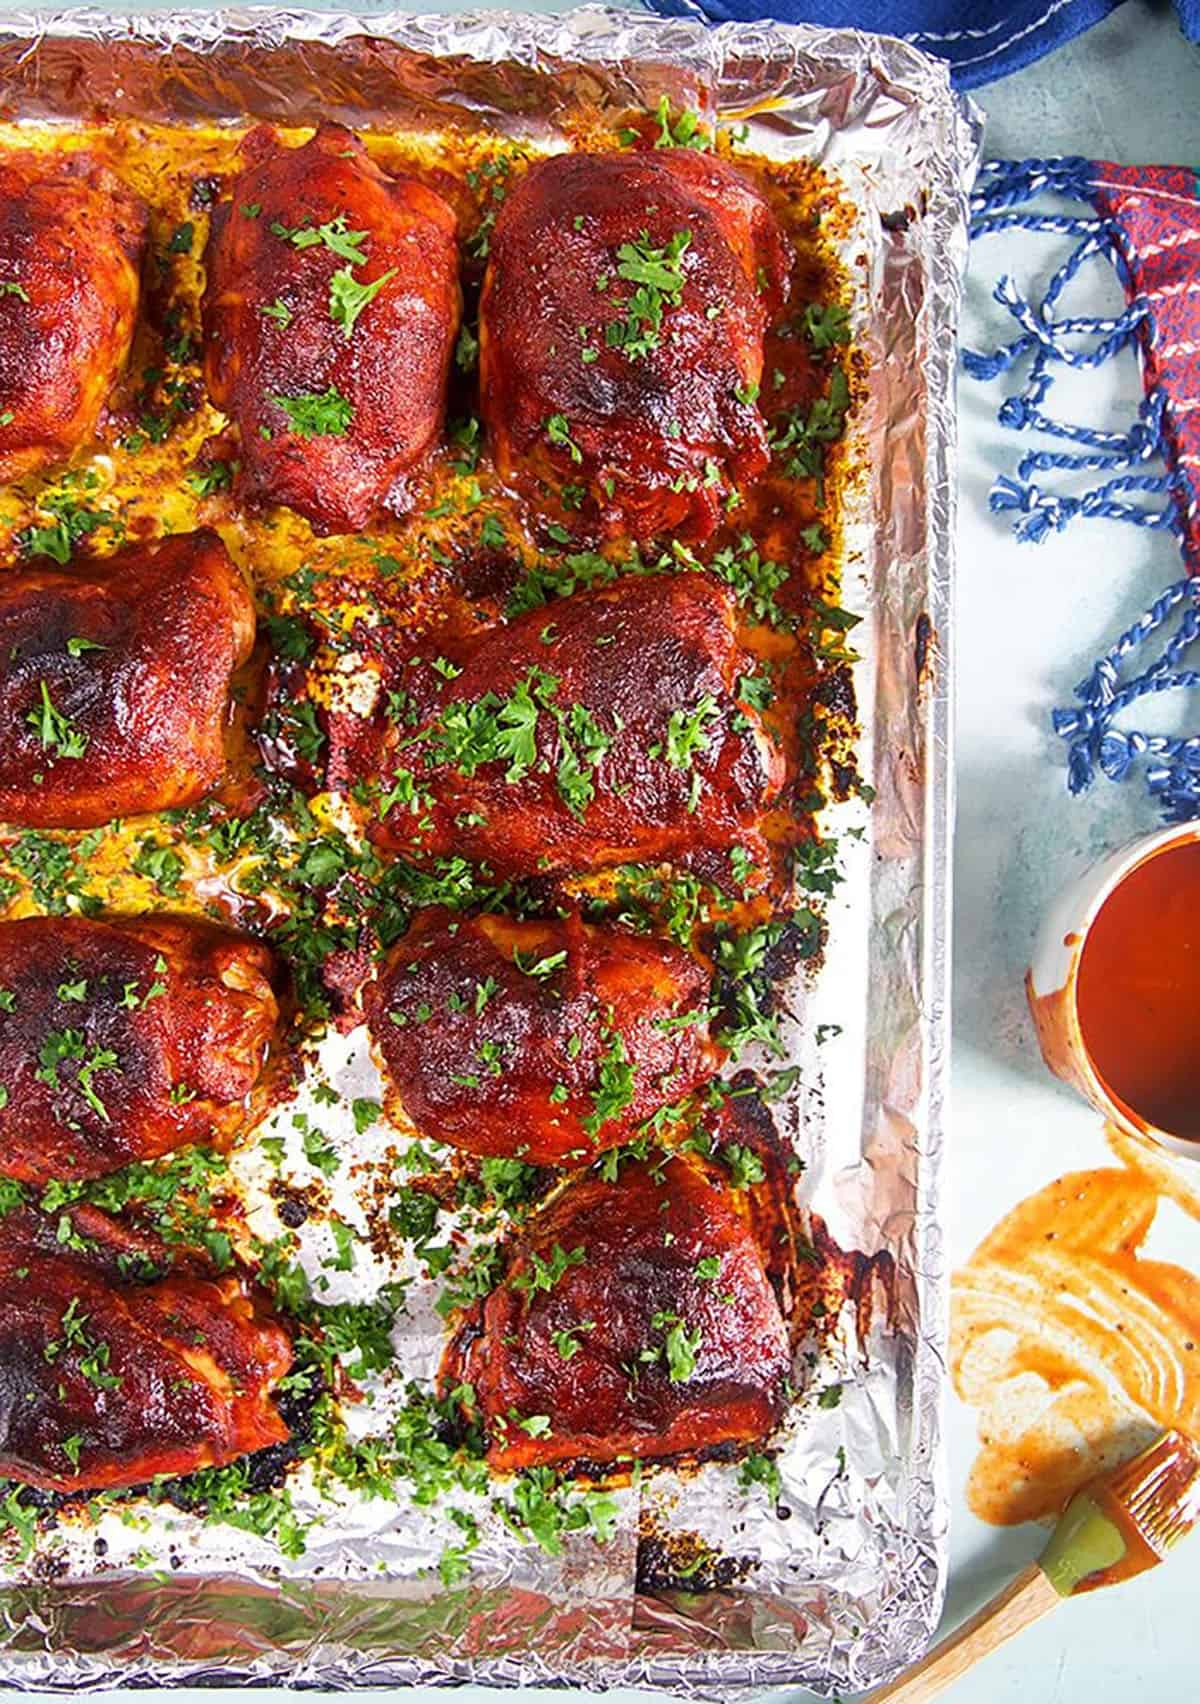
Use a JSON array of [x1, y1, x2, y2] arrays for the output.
[[1076, 839, 1200, 1141]]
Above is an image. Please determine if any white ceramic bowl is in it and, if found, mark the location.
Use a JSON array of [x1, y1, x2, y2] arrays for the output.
[[1026, 821, 1200, 1158]]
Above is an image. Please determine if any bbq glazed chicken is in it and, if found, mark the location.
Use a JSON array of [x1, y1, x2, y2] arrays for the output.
[[0, 152, 147, 483], [479, 149, 791, 541], [0, 915, 281, 1185], [0, 1205, 291, 1493], [366, 908, 720, 1166], [443, 1149, 791, 1470], [203, 124, 461, 535], [0, 527, 254, 828], [369, 572, 783, 877]]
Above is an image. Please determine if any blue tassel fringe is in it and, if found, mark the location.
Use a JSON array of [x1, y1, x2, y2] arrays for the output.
[[967, 156, 1200, 820]]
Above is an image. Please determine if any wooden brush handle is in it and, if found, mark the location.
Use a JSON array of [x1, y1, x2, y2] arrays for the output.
[[867, 1562, 1061, 1703]]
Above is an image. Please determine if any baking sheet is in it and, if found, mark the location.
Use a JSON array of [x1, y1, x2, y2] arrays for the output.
[[0, 7, 979, 1694]]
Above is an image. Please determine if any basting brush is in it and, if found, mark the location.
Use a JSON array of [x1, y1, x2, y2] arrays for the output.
[[868, 1429, 1200, 1703]]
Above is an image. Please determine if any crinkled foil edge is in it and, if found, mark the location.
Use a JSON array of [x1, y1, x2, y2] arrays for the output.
[[0, 7, 981, 1694]]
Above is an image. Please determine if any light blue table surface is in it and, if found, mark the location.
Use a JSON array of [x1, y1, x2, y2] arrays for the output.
[[5, 3, 1200, 1699]]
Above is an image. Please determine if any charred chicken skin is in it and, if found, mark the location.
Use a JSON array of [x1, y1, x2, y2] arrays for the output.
[[366, 908, 720, 1166], [0, 914, 281, 1185], [203, 123, 461, 535], [479, 149, 791, 540], [372, 572, 783, 876], [0, 153, 147, 483], [0, 527, 254, 829], [444, 1150, 791, 1470], [0, 1205, 291, 1493]]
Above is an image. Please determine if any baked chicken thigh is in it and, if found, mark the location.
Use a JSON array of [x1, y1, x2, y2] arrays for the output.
[[372, 572, 783, 876], [0, 527, 254, 828], [480, 149, 790, 540], [0, 1205, 291, 1493], [367, 908, 720, 1165], [203, 123, 460, 534], [0, 915, 281, 1184], [443, 1150, 791, 1469], [0, 152, 147, 483]]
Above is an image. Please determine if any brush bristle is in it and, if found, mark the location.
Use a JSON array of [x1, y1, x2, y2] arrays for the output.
[[1102, 1431, 1200, 1554]]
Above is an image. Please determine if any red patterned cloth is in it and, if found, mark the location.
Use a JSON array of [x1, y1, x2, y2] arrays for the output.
[[1091, 163, 1200, 567]]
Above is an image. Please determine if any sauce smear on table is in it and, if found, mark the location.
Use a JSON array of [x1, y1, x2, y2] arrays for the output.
[[952, 1125, 1200, 1525], [1076, 839, 1200, 1141]]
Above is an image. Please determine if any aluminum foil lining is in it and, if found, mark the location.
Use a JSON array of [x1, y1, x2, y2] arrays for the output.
[[0, 8, 981, 1696]]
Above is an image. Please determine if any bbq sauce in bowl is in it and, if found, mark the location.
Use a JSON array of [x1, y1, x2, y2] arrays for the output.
[[1075, 839, 1200, 1143]]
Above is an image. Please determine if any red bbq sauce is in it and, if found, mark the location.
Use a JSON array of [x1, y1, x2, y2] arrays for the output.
[[1076, 839, 1200, 1141]]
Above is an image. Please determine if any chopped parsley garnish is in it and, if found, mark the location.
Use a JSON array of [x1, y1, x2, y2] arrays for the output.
[[35, 1029, 120, 1122], [801, 302, 851, 350], [272, 385, 354, 438], [21, 482, 116, 564], [708, 536, 791, 628], [351, 1097, 382, 1135], [26, 683, 88, 760], [551, 1320, 596, 1360], [511, 1242, 585, 1295], [272, 213, 369, 264], [299, 1117, 340, 1176], [544, 414, 583, 463], [329, 266, 397, 338], [721, 1142, 766, 1189], [0, 1491, 39, 1558], [769, 365, 850, 502], [653, 95, 711, 152], [512, 948, 567, 979], [132, 838, 184, 896], [662, 695, 720, 769], [603, 230, 690, 360], [582, 1026, 635, 1139], [187, 459, 234, 497], [261, 298, 292, 326], [739, 1451, 782, 1501], [651, 1310, 702, 1382], [455, 323, 479, 372], [501, 1465, 618, 1554]]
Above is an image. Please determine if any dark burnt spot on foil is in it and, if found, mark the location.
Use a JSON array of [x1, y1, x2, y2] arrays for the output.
[[636, 1526, 758, 1595], [275, 1190, 311, 1229], [814, 660, 856, 725], [828, 758, 857, 801], [269, 1175, 329, 1227], [915, 611, 936, 686], [881, 191, 926, 233]]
